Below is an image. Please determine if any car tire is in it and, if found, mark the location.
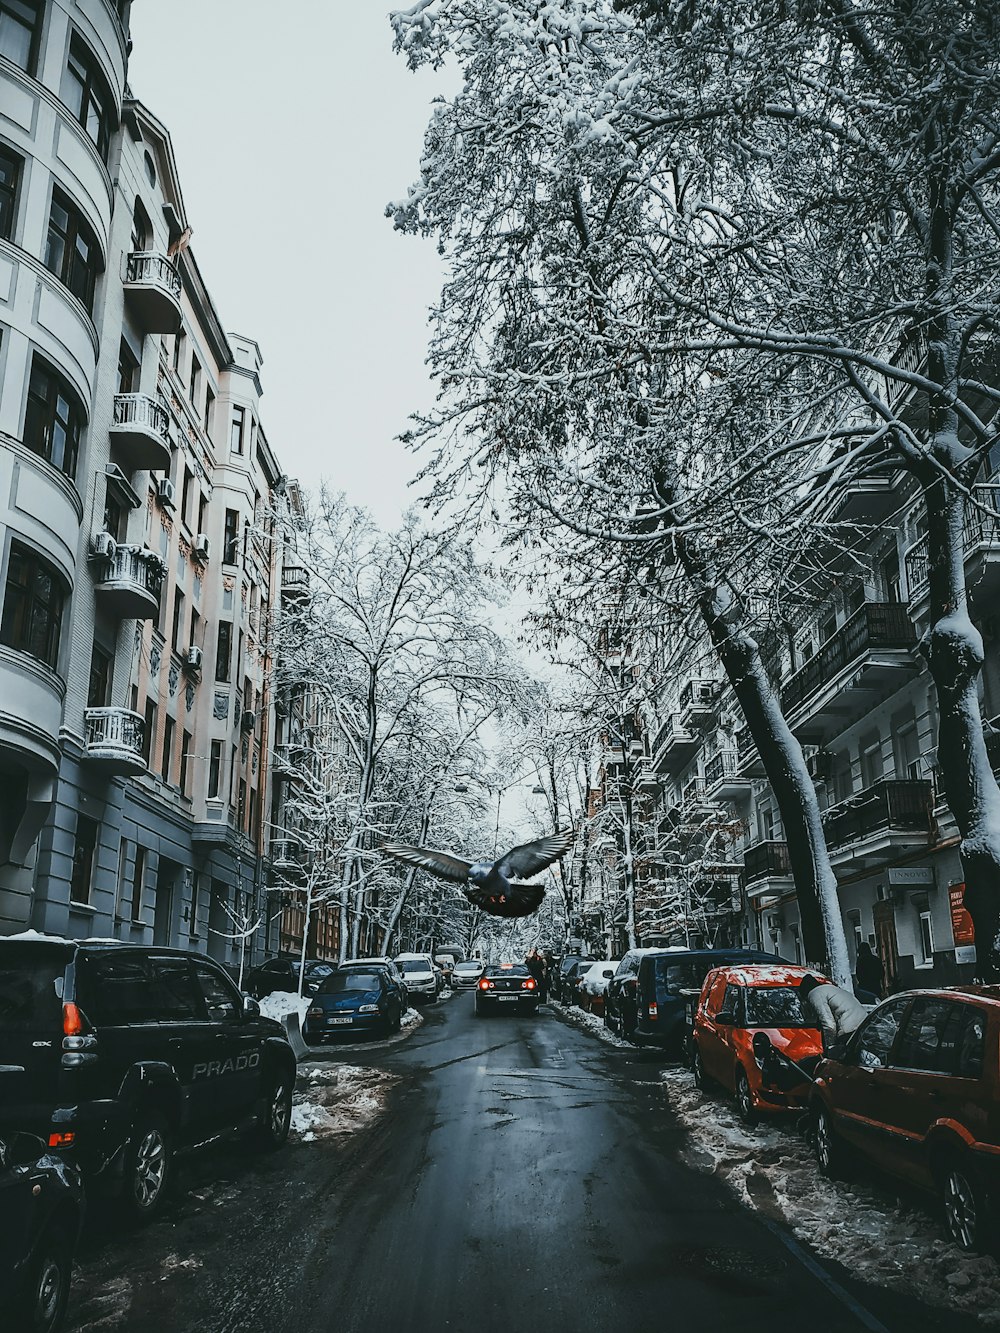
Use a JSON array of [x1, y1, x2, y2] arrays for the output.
[[939, 1153, 991, 1252], [391, 1003, 403, 1033], [735, 1068, 757, 1126], [814, 1103, 848, 1179], [692, 1045, 711, 1092], [123, 1113, 173, 1222], [13, 1220, 73, 1333], [253, 1071, 293, 1152]]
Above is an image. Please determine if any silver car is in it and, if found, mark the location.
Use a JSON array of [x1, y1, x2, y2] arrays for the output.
[[452, 959, 486, 990], [394, 953, 439, 1002]]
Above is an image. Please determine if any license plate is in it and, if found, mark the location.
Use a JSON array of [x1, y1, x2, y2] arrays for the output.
[[327, 1016, 354, 1025], [497, 994, 519, 1002]]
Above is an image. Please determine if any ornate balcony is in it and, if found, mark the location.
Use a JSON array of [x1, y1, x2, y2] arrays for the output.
[[734, 725, 766, 778], [83, 707, 145, 777], [270, 837, 306, 880], [822, 778, 935, 868], [780, 602, 917, 739], [92, 543, 164, 620], [704, 749, 751, 801], [679, 677, 717, 728], [280, 565, 309, 603], [904, 490, 1000, 610], [742, 839, 794, 902], [650, 713, 699, 777], [109, 393, 171, 473], [124, 251, 182, 333]]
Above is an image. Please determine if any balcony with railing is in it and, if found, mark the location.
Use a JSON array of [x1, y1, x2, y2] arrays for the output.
[[904, 489, 1000, 608], [270, 837, 306, 879], [92, 543, 164, 619], [742, 839, 793, 895], [780, 602, 917, 737], [822, 778, 935, 867], [679, 677, 717, 727], [124, 251, 183, 333], [650, 713, 700, 777], [83, 707, 145, 777], [281, 565, 309, 602], [734, 725, 766, 778], [703, 748, 751, 801], [109, 393, 171, 472]]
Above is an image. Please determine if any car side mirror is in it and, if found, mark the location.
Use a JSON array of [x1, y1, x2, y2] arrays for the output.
[[715, 1009, 736, 1025], [242, 994, 261, 1017]]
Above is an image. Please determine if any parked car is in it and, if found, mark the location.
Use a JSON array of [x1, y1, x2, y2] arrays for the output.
[[691, 963, 825, 1123], [246, 955, 337, 999], [559, 958, 593, 1008], [575, 961, 619, 1015], [605, 947, 787, 1050], [452, 959, 485, 990], [552, 954, 590, 1002], [810, 986, 1000, 1251], [474, 963, 539, 1017], [395, 953, 440, 1003], [1, 1130, 83, 1333], [339, 959, 409, 1012], [0, 937, 297, 1222], [304, 970, 404, 1042]]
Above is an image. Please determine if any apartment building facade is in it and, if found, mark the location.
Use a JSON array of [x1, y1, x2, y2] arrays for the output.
[[0, 0, 292, 968], [624, 457, 1000, 989]]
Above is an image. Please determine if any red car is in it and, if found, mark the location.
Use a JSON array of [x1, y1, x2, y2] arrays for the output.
[[810, 986, 1000, 1251], [692, 964, 826, 1123]]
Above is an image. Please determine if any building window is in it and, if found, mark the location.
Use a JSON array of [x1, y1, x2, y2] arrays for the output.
[[117, 339, 139, 393], [114, 839, 128, 922], [70, 815, 99, 906], [223, 508, 239, 564], [918, 909, 935, 965], [179, 730, 192, 796], [23, 356, 85, 480], [142, 697, 156, 764], [0, 143, 21, 241], [230, 404, 245, 454], [189, 355, 200, 407], [60, 34, 116, 163], [0, 541, 65, 670], [180, 466, 193, 526], [44, 187, 101, 313], [208, 739, 223, 799], [88, 644, 112, 706], [161, 714, 174, 783], [171, 588, 185, 654], [131, 844, 146, 922], [204, 386, 214, 435], [216, 620, 232, 681], [172, 329, 184, 375], [0, 0, 42, 75]]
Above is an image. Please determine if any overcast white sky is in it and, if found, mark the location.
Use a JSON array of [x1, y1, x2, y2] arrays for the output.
[[128, 2, 456, 526]]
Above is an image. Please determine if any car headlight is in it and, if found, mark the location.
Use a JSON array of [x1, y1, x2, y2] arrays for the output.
[[359, 1004, 379, 1013]]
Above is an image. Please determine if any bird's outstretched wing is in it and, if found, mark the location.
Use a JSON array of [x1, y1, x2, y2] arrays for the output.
[[495, 830, 574, 881], [465, 881, 546, 919], [381, 844, 472, 884]]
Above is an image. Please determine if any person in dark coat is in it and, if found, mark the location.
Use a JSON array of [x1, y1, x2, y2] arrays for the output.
[[855, 942, 884, 998], [525, 949, 547, 1000]]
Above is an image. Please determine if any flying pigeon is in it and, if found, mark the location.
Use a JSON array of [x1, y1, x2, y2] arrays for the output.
[[380, 830, 574, 918]]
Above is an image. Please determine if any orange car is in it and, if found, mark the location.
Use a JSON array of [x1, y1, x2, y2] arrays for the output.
[[692, 964, 827, 1123]]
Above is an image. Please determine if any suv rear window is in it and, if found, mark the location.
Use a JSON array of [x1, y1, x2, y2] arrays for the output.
[[655, 959, 707, 993], [0, 952, 65, 1030]]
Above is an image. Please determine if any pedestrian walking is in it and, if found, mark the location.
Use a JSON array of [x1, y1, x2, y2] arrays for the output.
[[854, 942, 883, 998], [798, 973, 868, 1048]]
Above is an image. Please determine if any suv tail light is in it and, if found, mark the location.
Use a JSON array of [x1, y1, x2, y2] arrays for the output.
[[62, 1002, 84, 1036], [48, 1131, 76, 1149], [61, 1002, 99, 1068], [648, 1002, 658, 1019]]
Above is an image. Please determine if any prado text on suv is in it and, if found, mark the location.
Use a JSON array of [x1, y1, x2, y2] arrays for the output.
[[0, 937, 298, 1222]]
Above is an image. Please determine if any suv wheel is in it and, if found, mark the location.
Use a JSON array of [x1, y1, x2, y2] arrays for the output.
[[15, 1220, 72, 1333], [254, 1072, 293, 1152], [734, 1068, 757, 1125], [124, 1114, 172, 1221], [940, 1155, 990, 1252], [814, 1104, 847, 1179]]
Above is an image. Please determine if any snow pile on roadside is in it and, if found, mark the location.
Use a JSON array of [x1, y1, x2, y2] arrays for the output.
[[259, 991, 311, 1025], [402, 1005, 422, 1027], [660, 1068, 1000, 1322], [291, 1063, 398, 1142], [553, 1000, 633, 1049]]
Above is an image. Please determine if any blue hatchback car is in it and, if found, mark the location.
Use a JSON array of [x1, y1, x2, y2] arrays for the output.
[[304, 970, 404, 1043]]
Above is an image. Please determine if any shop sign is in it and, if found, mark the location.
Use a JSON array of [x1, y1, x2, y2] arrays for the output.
[[887, 866, 935, 887], [955, 945, 977, 965], [949, 884, 975, 946]]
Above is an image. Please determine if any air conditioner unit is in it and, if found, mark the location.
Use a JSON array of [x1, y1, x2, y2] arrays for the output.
[[806, 750, 833, 782], [156, 477, 175, 508], [184, 645, 203, 673], [91, 530, 117, 561], [240, 709, 256, 733], [193, 533, 210, 562]]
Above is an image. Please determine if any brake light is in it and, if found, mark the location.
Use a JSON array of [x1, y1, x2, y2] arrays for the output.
[[48, 1131, 75, 1149], [479, 979, 490, 990], [648, 1002, 657, 1019], [62, 1002, 83, 1036], [523, 978, 536, 990]]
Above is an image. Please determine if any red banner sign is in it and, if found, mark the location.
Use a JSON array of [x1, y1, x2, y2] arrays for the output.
[[949, 884, 975, 945]]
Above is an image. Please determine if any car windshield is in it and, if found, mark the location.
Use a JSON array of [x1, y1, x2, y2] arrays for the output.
[[400, 960, 431, 973], [319, 973, 380, 994], [456, 962, 481, 972], [743, 986, 811, 1027]]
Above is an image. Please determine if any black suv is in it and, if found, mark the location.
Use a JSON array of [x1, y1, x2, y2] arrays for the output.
[[0, 938, 297, 1221], [1, 1130, 83, 1333], [605, 947, 785, 1050]]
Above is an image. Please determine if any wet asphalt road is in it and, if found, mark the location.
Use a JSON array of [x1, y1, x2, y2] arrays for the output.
[[66, 995, 978, 1333]]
